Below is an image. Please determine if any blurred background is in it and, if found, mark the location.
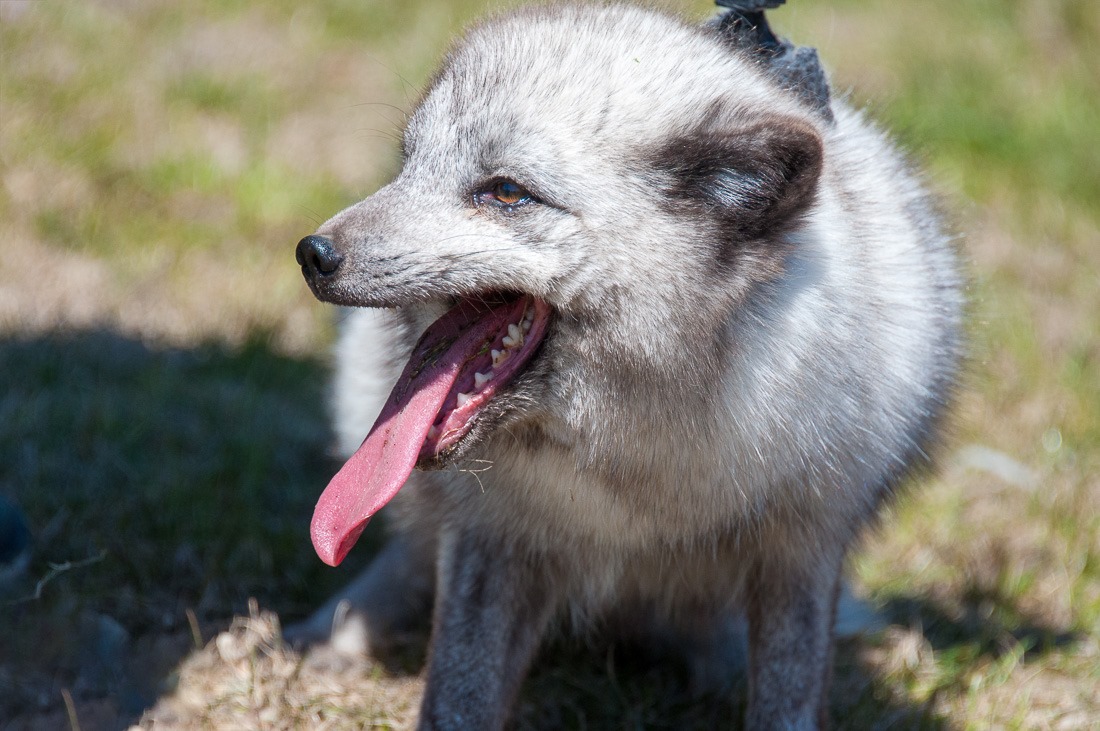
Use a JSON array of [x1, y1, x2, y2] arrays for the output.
[[0, 0, 1096, 728]]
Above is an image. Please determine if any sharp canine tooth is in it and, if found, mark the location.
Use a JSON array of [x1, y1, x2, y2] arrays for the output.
[[474, 371, 492, 387], [456, 392, 473, 408]]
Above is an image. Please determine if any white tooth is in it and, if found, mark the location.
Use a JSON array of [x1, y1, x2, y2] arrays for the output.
[[456, 392, 473, 408], [502, 335, 516, 348], [474, 371, 492, 387], [491, 349, 509, 368], [521, 319, 531, 332], [508, 324, 521, 341]]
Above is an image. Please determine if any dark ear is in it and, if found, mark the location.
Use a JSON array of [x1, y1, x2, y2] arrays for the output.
[[655, 116, 824, 240]]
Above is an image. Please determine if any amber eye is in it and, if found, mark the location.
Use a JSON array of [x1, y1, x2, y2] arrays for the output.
[[487, 180, 531, 206]]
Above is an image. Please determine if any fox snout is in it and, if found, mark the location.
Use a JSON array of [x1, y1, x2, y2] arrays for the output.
[[296, 234, 344, 285], [295, 229, 379, 307]]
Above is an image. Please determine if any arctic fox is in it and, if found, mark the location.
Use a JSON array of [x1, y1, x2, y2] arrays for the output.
[[293, 3, 963, 728]]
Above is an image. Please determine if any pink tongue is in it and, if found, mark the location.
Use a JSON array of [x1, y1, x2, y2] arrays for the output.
[[310, 298, 526, 566]]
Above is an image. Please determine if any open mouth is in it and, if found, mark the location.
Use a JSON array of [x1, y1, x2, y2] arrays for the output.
[[311, 293, 553, 566]]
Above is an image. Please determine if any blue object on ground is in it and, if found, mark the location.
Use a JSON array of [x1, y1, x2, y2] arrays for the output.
[[0, 493, 32, 587]]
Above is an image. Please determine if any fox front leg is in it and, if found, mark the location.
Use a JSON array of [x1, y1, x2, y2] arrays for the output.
[[418, 529, 558, 731], [745, 543, 845, 730]]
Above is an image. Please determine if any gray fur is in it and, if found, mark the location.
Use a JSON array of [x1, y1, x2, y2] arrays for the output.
[[291, 4, 964, 729]]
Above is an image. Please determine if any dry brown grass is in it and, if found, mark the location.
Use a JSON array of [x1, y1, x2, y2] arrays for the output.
[[136, 602, 421, 730]]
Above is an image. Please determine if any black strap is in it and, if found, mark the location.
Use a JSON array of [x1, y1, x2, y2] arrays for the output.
[[712, 0, 833, 123], [714, 0, 787, 8]]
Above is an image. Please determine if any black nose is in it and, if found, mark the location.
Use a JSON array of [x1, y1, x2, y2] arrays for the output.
[[296, 235, 344, 279]]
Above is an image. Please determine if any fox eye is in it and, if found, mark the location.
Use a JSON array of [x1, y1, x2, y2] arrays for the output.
[[492, 181, 528, 204], [477, 179, 534, 207]]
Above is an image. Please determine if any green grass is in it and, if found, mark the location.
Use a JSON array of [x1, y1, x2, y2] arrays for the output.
[[1, 0, 1097, 728]]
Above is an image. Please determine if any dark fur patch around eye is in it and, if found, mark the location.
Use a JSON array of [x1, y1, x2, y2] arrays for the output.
[[653, 116, 824, 244]]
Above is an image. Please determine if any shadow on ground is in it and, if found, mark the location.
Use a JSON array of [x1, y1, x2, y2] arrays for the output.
[[0, 329, 1081, 729], [513, 592, 1083, 729], [881, 594, 1080, 663], [0, 328, 372, 729]]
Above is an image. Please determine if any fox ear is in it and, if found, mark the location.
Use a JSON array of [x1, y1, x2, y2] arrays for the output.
[[656, 116, 824, 240]]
